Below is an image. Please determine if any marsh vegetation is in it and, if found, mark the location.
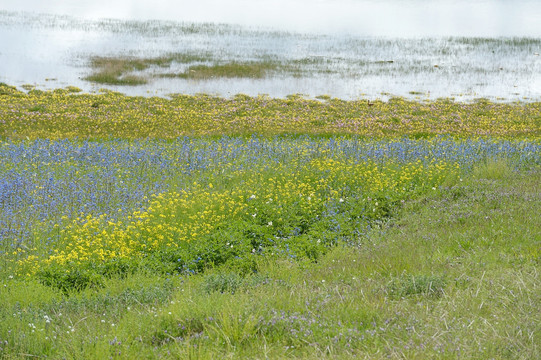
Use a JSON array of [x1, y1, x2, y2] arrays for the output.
[[1, 10, 540, 100], [0, 1, 540, 358]]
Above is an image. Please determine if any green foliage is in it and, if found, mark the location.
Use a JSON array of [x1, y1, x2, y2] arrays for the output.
[[202, 273, 244, 294], [472, 157, 512, 179], [0, 170, 540, 358], [386, 274, 446, 298], [0, 82, 539, 358], [37, 266, 105, 294], [36, 258, 141, 294]]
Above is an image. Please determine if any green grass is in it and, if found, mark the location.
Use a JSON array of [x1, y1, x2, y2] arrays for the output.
[[163, 61, 279, 80], [84, 57, 149, 85], [85, 55, 284, 85], [2, 85, 540, 139], [83, 54, 395, 85], [1, 165, 539, 358], [84, 54, 214, 85]]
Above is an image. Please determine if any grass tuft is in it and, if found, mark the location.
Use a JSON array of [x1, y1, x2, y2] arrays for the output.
[[472, 157, 513, 179], [386, 274, 446, 299], [164, 61, 278, 79], [84, 57, 148, 85], [202, 273, 244, 294]]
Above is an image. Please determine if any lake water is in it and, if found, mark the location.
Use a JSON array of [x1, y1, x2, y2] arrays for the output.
[[1, 0, 540, 100]]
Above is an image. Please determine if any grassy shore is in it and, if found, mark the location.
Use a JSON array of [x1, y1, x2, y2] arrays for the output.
[[1, 83, 540, 139], [1, 161, 539, 359], [0, 84, 539, 358]]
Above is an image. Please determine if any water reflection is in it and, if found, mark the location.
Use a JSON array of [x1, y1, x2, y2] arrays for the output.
[[3, 0, 541, 37], [0, 1, 540, 100]]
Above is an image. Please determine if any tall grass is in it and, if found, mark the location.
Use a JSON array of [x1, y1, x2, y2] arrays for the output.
[[1, 164, 539, 358], [0, 86, 539, 358]]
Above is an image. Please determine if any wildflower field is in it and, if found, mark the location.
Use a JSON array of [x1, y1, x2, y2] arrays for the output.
[[1, 84, 540, 358]]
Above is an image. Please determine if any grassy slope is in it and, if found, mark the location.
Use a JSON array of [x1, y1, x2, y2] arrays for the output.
[[2, 85, 541, 139], [1, 164, 539, 359]]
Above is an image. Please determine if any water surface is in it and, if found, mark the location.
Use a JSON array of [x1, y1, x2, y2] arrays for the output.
[[1, 0, 540, 100]]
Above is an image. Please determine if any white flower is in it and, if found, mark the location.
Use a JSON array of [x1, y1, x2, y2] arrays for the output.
[[339, 198, 344, 203], [252, 213, 257, 218], [267, 221, 273, 226], [250, 194, 256, 199]]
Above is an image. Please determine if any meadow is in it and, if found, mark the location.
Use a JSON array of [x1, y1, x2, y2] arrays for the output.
[[1, 84, 540, 139], [0, 85, 540, 358]]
